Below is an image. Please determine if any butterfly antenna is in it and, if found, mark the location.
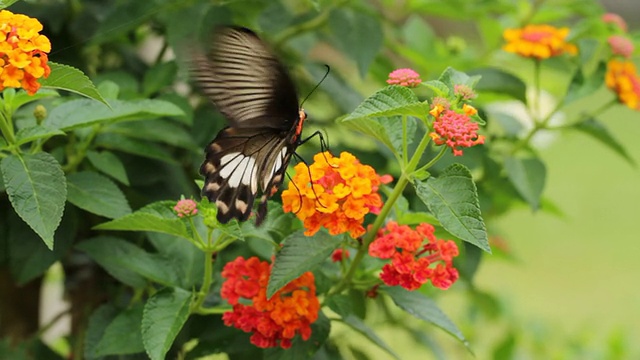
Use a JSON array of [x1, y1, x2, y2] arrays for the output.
[[300, 65, 330, 108]]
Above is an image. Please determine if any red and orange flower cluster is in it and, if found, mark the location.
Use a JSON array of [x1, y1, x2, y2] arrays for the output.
[[0, 10, 51, 95], [282, 151, 386, 238], [502, 24, 577, 60], [429, 103, 484, 156], [220, 256, 320, 349], [369, 221, 459, 291]]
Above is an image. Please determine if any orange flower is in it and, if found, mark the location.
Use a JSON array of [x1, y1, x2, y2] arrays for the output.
[[503, 24, 577, 60], [281, 151, 384, 238], [0, 10, 51, 95], [221, 256, 320, 349], [606, 59, 640, 111]]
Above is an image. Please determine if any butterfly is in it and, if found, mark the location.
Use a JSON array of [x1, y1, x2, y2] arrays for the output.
[[190, 26, 307, 225]]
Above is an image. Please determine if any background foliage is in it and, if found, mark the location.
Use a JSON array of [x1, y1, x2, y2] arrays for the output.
[[1, 0, 639, 359]]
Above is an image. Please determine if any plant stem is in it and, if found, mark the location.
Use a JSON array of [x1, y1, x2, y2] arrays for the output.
[[0, 110, 16, 146], [192, 249, 214, 312]]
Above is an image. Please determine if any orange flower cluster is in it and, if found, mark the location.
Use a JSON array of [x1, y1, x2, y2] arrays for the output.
[[503, 24, 577, 60], [369, 221, 459, 290], [281, 152, 385, 238], [0, 10, 51, 95], [220, 256, 320, 349], [429, 104, 485, 156], [606, 59, 640, 111]]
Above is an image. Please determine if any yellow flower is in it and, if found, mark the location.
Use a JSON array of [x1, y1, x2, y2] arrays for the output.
[[281, 152, 384, 238], [605, 59, 640, 111], [0, 10, 51, 95], [503, 24, 577, 60]]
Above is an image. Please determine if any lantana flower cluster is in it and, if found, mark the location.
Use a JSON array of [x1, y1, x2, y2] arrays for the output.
[[605, 59, 640, 111], [369, 221, 459, 291], [220, 256, 320, 349], [0, 10, 51, 95], [386, 68, 422, 87], [173, 199, 198, 217], [502, 24, 577, 60], [281, 151, 385, 238], [429, 103, 485, 156]]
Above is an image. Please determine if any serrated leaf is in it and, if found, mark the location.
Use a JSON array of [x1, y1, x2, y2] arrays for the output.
[[9, 89, 59, 111], [148, 232, 204, 289], [564, 62, 606, 105], [384, 286, 469, 349], [380, 116, 417, 158], [66, 171, 131, 219], [40, 62, 107, 105], [414, 163, 490, 252], [47, 98, 184, 131], [504, 156, 546, 210], [325, 294, 353, 318], [573, 117, 635, 165], [94, 201, 191, 240], [14, 125, 65, 146], [342, 315, 400, 359], [343, 86, 428, 121], [328, 9, 382, 78], [84, 304, 119, 360], [439, 67, 479, 89], [1, 152, 66, 249], [86, 150, 130, 185], [95, 304, 145, 356], [76, 236, 179, 287], [143, 61, 178, 96], [0, 1, 20, 10], [142, 288, 192, 360], [267, 230, 342, 299], [264, 311, 331, 360], [467, 67, 527, 103], [104, 119, 196, 150], [422, 80, 450, 97]]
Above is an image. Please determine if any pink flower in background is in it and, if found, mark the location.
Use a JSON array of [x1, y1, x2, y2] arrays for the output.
[[387, 68, 422, 87], [608, 35, 634, 58], [174, 199, 198, 217]]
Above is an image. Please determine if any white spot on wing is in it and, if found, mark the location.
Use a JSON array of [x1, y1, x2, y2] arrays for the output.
[[219, 152, 257, 190], [264, 147, 288, 190]]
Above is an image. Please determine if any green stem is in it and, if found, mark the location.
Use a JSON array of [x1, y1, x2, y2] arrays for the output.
[[62, 125, 100, 172], [402, 115, 408, 166], [331, 132, 434, 294], [0, 110, 16, 146], [532, 59, 541, 122], [415, 146, 447, 174], [192, 249, 214, 312]]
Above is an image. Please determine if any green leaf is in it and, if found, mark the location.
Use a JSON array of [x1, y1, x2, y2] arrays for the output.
[[343, 86, 428, 121], [380, 116, 417, 158], [264, 311, 331, 360], [0, 1, 20, 10], [104, 119, 196, 149], [47, 98, 184, 131], [76, 236, 179, 287], [328, 9, 382, 78], [95, 304, 145, 356], [439, 67, 480, 89], [504, 156, 546, 210], [267, 230, 342, 299], [66, 171, 131, 219], [94, 201, 191, 240], [572, 117, 635, 166], [142, 288, 192, 360], [148, 232, 204, 289], [143, 61, 178, 96], [40, 62, 107, 105], [9, 89, 59, 111], [422, 80, 450, 97], [414, 163, 490, 252], [7, 206, 76, 285], [342, 315, 400, 360], [1, 152, 66, 249], [14, 125, 65, 146], [84, 304, 118, 360], [467, 68, 527, 103], [86, 150, 130, 185], [384, 286, 469, 349], [564, 62, 606, 105], [94, 133, 177, 164]]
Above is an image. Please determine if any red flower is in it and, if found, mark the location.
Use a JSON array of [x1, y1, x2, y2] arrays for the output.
[[429, 104, 485, 156], [387, 68, 422, 87], [331, 249, 349, 262], [220, 257, 320, 349], [369, 221, 460, 291]]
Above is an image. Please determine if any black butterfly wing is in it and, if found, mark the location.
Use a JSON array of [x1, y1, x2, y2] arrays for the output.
[[200, 127, 295, 224], [190, 26, 300, 130], [191, 26, 303, 224]]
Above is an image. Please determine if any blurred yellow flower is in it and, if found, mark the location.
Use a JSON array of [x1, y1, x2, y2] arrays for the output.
[[503, 24, 577, 60], [605, 59, 640, 111], [0, 10, 51, 95]]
